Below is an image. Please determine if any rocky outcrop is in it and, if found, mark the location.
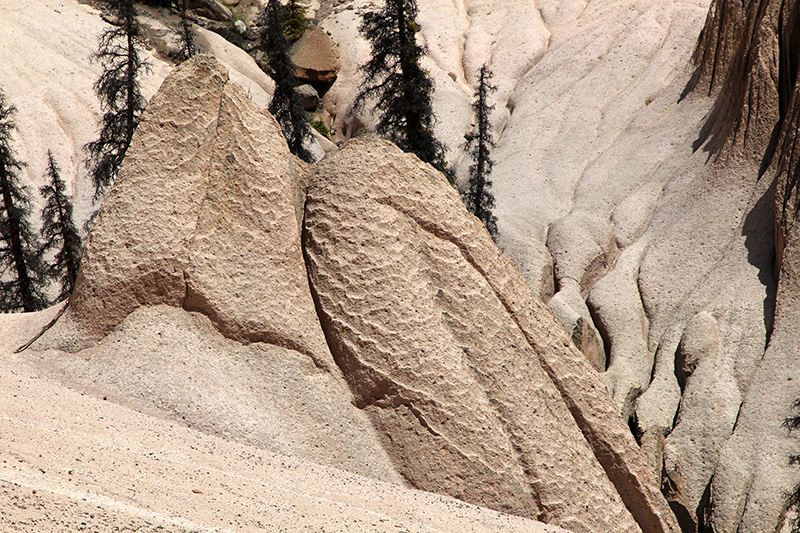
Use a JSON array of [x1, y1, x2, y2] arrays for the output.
[[304, 135, 678, 533], [18, 55, 680, 533], [0, 0, 295, 233], [46, 55, 321, 357], [689, 0, 790, 161], [19, 0, 800, 530], [681, 1, 800, 531], [290, 26, 341, 84], [63, 56, 229, 343], [461, 1, 798, 530], [30, 55, 400, 484]]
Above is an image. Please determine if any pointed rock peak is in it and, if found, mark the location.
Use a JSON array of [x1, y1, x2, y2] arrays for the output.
[[37, 55, 333, 370]]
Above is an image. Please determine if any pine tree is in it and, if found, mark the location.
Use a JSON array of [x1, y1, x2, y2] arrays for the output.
[[176, 0, 197, 62], [39, 152, 82, 302], [462, 64, 498, 240], [354, 0, 453, 183], [284, 0, 310, 43], [0, 91, 46, 312], [85, 0, 151, 199], [262, 0, 314, 162]]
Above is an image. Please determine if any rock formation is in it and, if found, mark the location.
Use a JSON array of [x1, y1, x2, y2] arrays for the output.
[[10, 0, 800, 531], [290, 26, 341, 84], [443, 0, 800, 530], [679, 1, 800, 531], [28, 55, 401, 484], [16, 55, 677, 533], [304, 134, 678, 532]]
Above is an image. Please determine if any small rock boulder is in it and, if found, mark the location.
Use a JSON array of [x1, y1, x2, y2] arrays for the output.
[[290, 26, 341, 84], [295, 83, 320, 110]]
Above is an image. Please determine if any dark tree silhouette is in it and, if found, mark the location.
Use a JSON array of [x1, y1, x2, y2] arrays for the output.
[[85, 0, 151, 199], [176, 0, 198, 62], [0, 92, 46, 312], [261, 0, 314, 162], [39, 151, 82, 301], [462, 64, 498, 240], [354, 0, 453, 183], [284, 0, 310, 43]]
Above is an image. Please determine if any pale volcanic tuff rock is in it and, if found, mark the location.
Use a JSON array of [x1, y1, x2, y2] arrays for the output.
[[304, 134, 679, 533], [41, 55, 323, 356], [677, 0, 800, 531], [1, 312, 567, 533], [318, 0, 549, 157], [0, 0, 172, 229], [470, 2, 786, 531], [15, 1, 800, 531], [30, 55, 400, 484], [13, 54, 677, 533]]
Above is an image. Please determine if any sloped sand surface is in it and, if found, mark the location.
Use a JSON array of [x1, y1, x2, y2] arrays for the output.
[[1, 311, 565, 533]]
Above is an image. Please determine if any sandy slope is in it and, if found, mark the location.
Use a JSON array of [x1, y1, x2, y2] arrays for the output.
[[0, 309, 565, 533]]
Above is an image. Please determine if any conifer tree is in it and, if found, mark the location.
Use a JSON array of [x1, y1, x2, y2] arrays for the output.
[[85, 0, 151, 199], [284, 0, 310, 43], [262, 0, 314, 162], [462, 64, 498, 240], [176, 0, 197, 62], [354, 0, 453, 183], [0, 92, 47, 312], [39, 152, 82, 301]]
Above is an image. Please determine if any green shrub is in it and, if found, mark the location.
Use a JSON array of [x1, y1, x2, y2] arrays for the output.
[[310, 118, 329, 137]]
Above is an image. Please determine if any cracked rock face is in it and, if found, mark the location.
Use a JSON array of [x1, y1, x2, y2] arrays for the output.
[[304, 134, 678, 533]]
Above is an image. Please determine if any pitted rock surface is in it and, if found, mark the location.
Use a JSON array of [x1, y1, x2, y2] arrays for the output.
[[29, 56, 399, 484], [43, 56, 329, 366], [304, 134, 678, 533], [67, 55, 229, 343], [182, 80, 330, 364]]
